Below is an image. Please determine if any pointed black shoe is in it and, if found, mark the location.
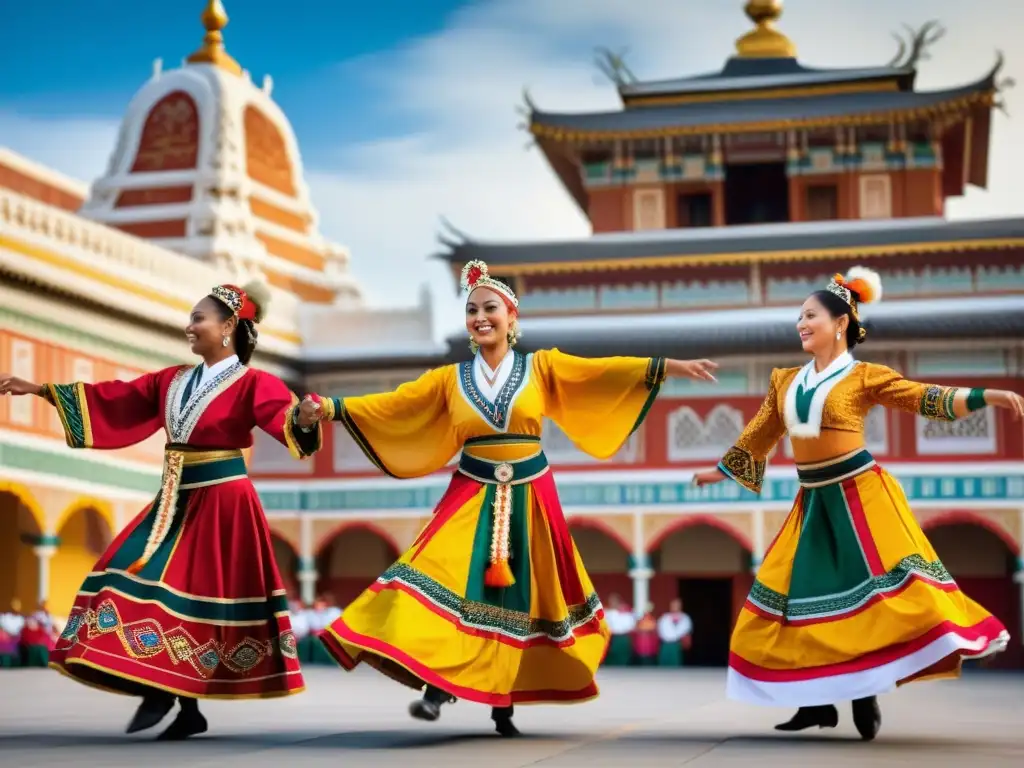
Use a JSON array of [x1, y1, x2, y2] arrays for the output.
[[126, 693, 175, 734], [409, 685, 456, 722], [156, 698, 208, 741], [774, 705, 839, 732], [851, 696, 881, 741], [492, 706, 520, 738]]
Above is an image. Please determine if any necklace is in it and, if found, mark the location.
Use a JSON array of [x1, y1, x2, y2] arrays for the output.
[[477, 357, 501, 388]]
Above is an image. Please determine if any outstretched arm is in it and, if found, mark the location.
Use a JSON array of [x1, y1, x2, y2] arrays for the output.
[[1, 372, 162, 450], [865, 365, 1024, 421], [694, 369, 788, 494]]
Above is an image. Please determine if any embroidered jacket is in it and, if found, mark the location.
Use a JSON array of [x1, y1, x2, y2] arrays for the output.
[[718, 359, 964, 494]]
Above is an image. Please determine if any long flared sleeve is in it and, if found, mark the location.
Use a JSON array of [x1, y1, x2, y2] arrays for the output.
[[252, 371, 323, 460], [717, 368, 788, 494], [864, 363, 971, 421], [318, 366, 459, 479], [532, 348, 666, 460], [41, 372, 166, 450]]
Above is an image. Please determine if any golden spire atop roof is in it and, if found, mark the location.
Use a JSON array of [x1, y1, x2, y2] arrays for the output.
[[186, 0, 243, 76], [735, 0, 797, 59]]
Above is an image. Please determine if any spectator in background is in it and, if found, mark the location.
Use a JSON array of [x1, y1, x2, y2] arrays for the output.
[[288, 598, 312, 664], [657, 598, 693, 667], [632, 603, 659, 666], [0, 599, 25, 667], [603, 593, 635, 666]]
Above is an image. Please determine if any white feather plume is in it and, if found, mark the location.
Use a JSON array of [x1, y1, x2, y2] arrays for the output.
[[844, 266, 883, 304]]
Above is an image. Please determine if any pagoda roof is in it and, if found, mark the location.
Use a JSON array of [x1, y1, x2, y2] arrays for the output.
[[443, 296, 1024, 360], [437, 216, 1024, 275], [618, 57, 914, 104], [530, 64, 999, 142]]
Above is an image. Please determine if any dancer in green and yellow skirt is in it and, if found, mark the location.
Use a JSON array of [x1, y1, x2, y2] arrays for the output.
[[304, 259, 719, 736], [694, 267, 1020, 741]]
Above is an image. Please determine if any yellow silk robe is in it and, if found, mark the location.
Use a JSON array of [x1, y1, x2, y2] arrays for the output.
[[316, 349, 666, 706]]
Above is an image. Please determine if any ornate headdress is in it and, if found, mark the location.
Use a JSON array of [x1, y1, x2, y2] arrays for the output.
[[825, 266, 883, 321], [460, 260, 518, 309], [210, 282, 269, 324]]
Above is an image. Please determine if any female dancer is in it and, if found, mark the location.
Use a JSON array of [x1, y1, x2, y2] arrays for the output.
[[0, 282, 323, 740], [693, 267, 1020, 741], [304, 260, 718, 736]]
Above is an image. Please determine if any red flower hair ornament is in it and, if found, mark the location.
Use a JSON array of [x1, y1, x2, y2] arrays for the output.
[[460, 259, 519, 310]]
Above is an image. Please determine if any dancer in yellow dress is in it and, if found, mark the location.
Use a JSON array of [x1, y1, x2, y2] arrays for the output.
[[694, 267, 1021, 741], [304, 260, 718, 736]]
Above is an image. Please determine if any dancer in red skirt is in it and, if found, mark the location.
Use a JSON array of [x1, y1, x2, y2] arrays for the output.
[[0, 282, 323, 740]]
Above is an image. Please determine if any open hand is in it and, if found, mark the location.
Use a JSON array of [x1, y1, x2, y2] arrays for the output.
[[297, 395, 323, 428], [692, 468, 727, 488], [987, 390, 1024, 420], [0, 375, 40, 397], [678, 359, 719, 382]]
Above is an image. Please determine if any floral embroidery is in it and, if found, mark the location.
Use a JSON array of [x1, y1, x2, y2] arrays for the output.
[[58, 599, 291, 678], [919, 385, 958, 421], [719, 445, 765, 494]]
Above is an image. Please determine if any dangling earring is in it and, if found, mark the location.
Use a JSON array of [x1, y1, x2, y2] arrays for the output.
[[468, 337, 479, 354], [835, 331, 842, 341], [222, 334, 230, 348], [507, 320, 520, 347]]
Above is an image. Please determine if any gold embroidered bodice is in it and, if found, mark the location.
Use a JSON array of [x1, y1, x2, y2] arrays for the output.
[[719, 362, 960, 493]]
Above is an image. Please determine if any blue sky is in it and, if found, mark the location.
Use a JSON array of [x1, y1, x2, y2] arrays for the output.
[[1, 1, 1021, 335]]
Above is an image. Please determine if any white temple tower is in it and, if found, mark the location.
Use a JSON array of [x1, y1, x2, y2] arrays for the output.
[[80, 0, 362, 306]]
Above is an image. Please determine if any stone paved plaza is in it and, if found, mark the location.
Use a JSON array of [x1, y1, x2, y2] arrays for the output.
[[0, 667, 1021, 767]]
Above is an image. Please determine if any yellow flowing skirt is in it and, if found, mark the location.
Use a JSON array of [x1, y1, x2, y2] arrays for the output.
[[320, 442, 609, 707], [728, 452, 1010, 707]]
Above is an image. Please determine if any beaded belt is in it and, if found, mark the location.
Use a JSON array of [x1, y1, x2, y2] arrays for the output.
[[457, 435, 549, 588], [796, 448, 876, 488], [128, 447, 248, 573]]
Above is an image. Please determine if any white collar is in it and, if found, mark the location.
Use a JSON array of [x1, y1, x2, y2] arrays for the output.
[[475, 349, 513, 378], [200, 354, 240, 383], [784, 352, 858, 438], [803, 351, 853, 388]]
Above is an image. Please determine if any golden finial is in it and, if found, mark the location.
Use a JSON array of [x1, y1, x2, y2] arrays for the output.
[[735, 0, 797, 59], [186, 0, 243, 76]]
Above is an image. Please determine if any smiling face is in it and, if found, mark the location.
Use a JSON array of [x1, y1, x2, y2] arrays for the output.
[[797, 294, 847, 356], [465, 286, 513, 351], [185, 296, 235, 357]]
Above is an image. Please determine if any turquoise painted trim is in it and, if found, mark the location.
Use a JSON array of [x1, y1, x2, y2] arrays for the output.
[[256, 473, 1024, 513], [0, 305, 184, 367], [20, 533, 60, 547], [0, 440, 160, 494]]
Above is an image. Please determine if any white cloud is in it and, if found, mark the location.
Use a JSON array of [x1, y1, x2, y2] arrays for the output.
[[3, 1, 1022, 342], [304, 0, 1024, 338]]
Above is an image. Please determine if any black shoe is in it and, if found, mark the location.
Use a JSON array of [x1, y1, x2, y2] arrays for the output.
[[492, 706, 520, 738], [155, 709, 208, 741], [851, 696, 881, 741], [409, 686, 456, 722], [126, 693, 175, 734], [774, 705, 839, 732]]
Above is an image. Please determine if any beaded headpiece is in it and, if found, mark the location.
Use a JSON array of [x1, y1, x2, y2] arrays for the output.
[[211, 284, 258, 322], [825, 266, 883, 321], [460, 260, 518, 309]]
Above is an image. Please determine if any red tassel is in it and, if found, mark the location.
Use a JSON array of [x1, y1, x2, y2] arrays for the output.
[[484, 560, 515, 588]]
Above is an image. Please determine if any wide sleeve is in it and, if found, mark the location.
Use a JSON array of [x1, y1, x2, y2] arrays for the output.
[[717, 368, 788, 495], [318, 366, 458, 479], [41, 373, 164, 450], [533, 348, 665, 461], [864, 364, 963, 421], [252, 372, 323, 460]]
